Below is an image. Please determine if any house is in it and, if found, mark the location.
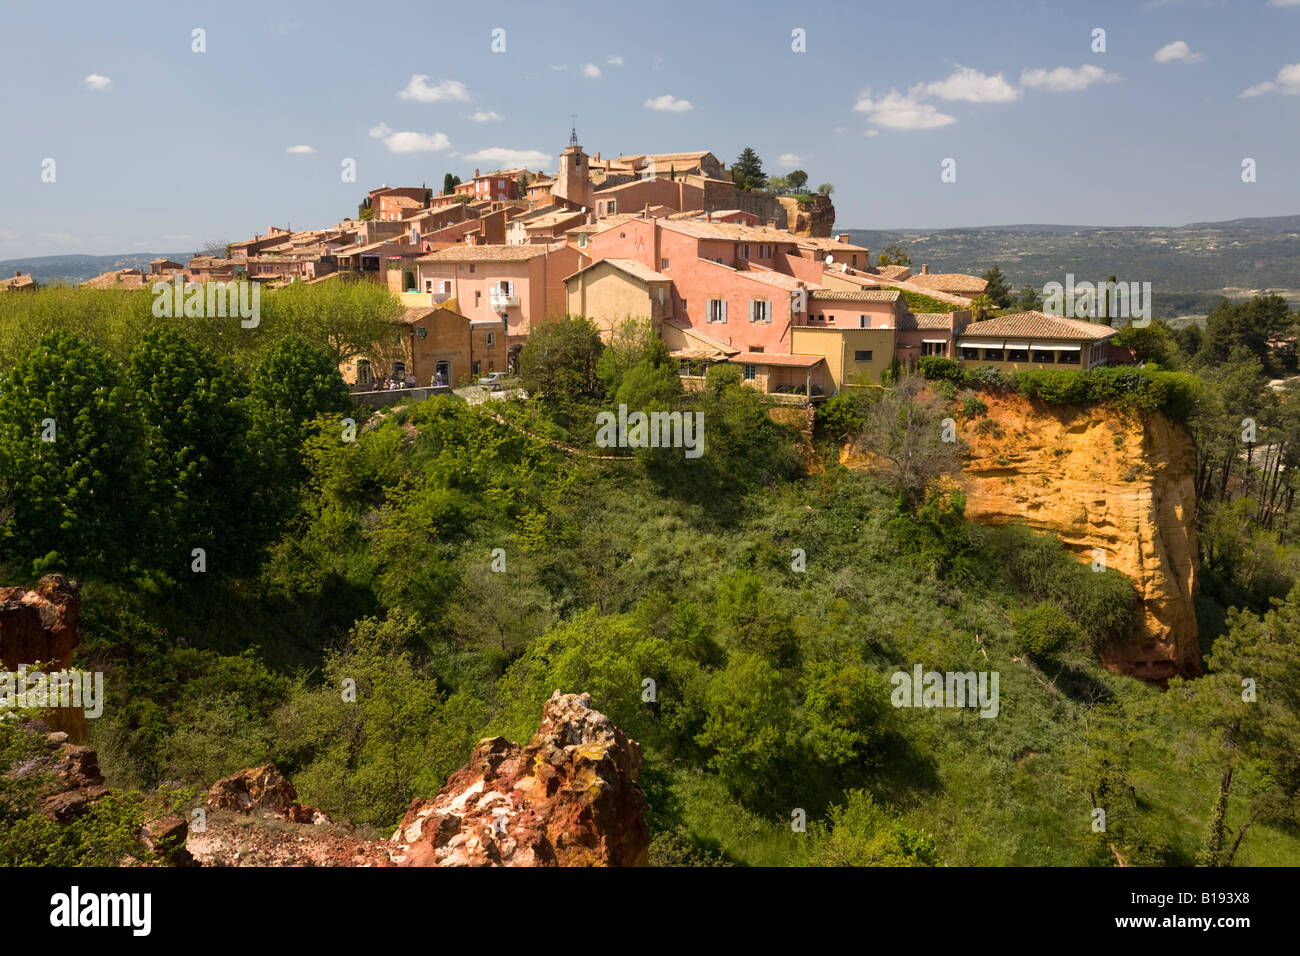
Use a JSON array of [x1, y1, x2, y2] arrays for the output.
[[725, 350, 831, 398], [903, 265, 988, 299], [149, 258, 185, 274], [506, 207, 588, 245], [454, 168, 527, 202], [333, 238, 423, 288], [789, 326, 896, 390], [591, 177, 704, 219], [563, 258, 673, 334], [893, 311, 972, 361], [796, 234, 871, 270], [0, 271, 37, 292], [414, 242, 586, 353], [953, 311, 1118, 370], [368, 186, 432, 221]]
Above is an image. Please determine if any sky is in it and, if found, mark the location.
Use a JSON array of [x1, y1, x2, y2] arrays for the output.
[[1, 0, 1298, 259]]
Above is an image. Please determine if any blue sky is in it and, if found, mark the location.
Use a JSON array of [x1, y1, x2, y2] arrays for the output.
[[1, 0, 1297, 258]]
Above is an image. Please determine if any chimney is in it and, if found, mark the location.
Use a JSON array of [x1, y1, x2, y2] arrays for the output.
[[706, 212, 712, 222], [474, 168, 480, 178], [836, 234, 849, 244], [921, 264, 930, 275], [14, 270, 20, 277], [767, 219, 778, 229], [595, 151, 601, 162]]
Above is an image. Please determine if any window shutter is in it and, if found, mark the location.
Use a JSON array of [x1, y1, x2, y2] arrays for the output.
[[749, 300, 755, 322], [721, 300, 728, 322]]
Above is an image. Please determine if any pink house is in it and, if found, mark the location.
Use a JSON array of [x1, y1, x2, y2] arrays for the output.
[[414, 242, 588, 341]]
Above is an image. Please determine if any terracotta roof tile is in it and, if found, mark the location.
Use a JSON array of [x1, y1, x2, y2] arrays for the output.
[[958, 311, 1119, 341]]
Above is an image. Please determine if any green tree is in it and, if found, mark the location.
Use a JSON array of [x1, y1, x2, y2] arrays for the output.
[[786, 169, 809, 193], [1164, 586, 1300, 865], [730, 147, 767, 191], [968, 294, 996, 321], [877, 243, 912, 268], [595, 316, 672, 395], [442, 172, 462, 195], [1015, 283, 1044, 312], [817, 183, 834, 196], [981, 266, 1013, 309], [128, 328, 260, 573], [696, 653, 795, 804], [518, 315, 605, 404], [0, 331, 146, 573]]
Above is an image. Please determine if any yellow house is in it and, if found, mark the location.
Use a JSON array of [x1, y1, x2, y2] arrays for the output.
[[954, 311, 1118, 372], [790, 326, 897, 390], [563, 257, 672, 336]]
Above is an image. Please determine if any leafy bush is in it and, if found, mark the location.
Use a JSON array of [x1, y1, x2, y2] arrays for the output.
[[917, 356, 961, 382], [1013, 602, 1082, 657]]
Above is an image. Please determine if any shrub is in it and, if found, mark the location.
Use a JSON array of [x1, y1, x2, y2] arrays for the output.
[[1014, 602, 1082, 657], [917, 356, 961, 382]]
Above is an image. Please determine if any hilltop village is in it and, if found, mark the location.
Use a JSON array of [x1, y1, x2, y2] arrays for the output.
[[3, 133, 1126, 397]]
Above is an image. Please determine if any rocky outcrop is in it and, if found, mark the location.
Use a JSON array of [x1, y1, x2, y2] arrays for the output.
[[0, 574, 80, 671], [956, 391, 1200, 680], [7, 692, 648, 867], [777, 193, 835, 238], [389, 691, 649, 866], [206, 764, 330, 825]]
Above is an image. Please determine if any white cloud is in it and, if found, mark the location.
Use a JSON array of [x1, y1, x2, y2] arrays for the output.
[[581, 63, 602, 79], [863, 129, 880, 137], [470, 110, 503, 122], [777, 153, 804, 167], [547, 63, 568, 71], [645, 94, 693, 112], [606, 55, 624, 66], [285, 144, 316, 154], [397, 75, 470, 102], [853, 89, 955, 130], [369, 122, 450, 153], [1153, 41, 1204, 64], [1020, 64, 1120, 91], [459, 147, 551, 168], [919, 66, 1020, 102], [1240, 62, 1300, 97], [83, 73, 111, 91]]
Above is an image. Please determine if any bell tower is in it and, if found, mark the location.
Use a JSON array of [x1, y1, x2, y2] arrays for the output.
[[553, 119, 592, 210]]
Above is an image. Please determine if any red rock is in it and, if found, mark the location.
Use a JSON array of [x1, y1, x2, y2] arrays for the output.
[[0, 574, 81, 671], [389, 690, 649, 867], [206, 764, 299, 816]]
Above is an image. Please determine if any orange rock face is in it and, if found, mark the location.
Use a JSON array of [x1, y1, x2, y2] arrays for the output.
[[0, 574, 80, 671], [957, 392, 1201, 681], [389, 690, 650, 867]]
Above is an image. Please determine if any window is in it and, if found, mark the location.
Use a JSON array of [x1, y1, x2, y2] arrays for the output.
[[393, 361, 406, 378], [425, 279, 434, 292], [607, 200, 616, 214], [750, 299, 771, 323], [707, 298, 727, 323], [859, 315, 869, 328], [741, 244, 750, 259], [661, 258, 670, 270], [854, 350, 873, 362], [469, 264, 476, 273], [439, 280, 451, 294], [498, 280, 514, 296], [743, 364, 756, 381], [1006, 348, 1028, 362], [921, 341, 947, 357], [1034, 350, 1055, 364], [961, 347, 980, 361], [579, 235, 589, 248], [750, 346, 764, 353], [983, 349, 1005, 361], [475, 291, 481, 307], [486, 331, 496, 348], [1058, 349, 1080, 365]]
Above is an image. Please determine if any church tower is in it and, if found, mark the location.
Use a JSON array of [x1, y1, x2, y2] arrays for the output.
[[552, 121, 592, 211]]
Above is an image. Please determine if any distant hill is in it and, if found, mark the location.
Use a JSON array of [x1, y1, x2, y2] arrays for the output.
[[844, 214, 1300, 316], [0, 252, 194, 286]]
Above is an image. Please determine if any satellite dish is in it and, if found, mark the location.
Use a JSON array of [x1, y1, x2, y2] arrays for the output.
[[825, 255, 834, 264]]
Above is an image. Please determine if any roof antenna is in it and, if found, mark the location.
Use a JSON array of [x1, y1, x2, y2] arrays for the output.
[[569, 115, 579, 147]]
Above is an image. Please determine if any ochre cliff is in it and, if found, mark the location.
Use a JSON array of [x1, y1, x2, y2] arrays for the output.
[[957, 391, 1200, 681]]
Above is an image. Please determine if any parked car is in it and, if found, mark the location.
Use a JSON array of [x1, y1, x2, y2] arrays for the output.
[[478, 372, 507, 389]]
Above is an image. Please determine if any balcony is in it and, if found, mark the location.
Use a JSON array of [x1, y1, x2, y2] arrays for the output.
[[489, 289, 519, 310]]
